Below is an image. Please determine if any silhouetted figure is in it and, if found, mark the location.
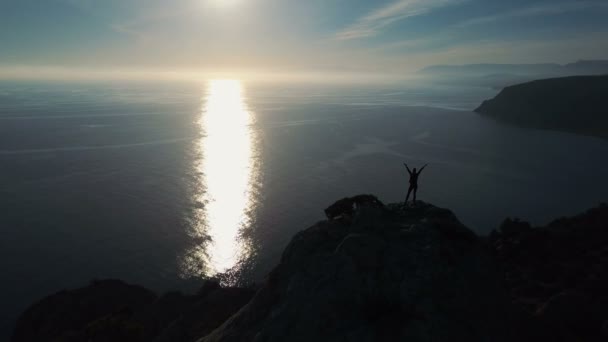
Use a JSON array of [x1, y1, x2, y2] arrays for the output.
[[404, 163, 427, 205]]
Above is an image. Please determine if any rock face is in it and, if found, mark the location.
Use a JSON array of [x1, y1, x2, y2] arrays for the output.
[[475, 75, 608, 139], [490, 204, 608, 341], [199, 201, 516, 342], [16, 199, 607, 342], [11, 279, 255, 342]]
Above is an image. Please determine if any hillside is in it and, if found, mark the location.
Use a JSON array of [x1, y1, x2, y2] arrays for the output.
[[474, 75, 608, 139], [417, 61, 608, 89], [419, 61, 608, 77]]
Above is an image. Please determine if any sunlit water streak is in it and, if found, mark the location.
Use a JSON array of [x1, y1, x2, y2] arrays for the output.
[[181, 80, 260, 279]]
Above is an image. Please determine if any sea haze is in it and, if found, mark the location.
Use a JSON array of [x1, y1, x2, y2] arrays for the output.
[[1, 80, 608, 337]]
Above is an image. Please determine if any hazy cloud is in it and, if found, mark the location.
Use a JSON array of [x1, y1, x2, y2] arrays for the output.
[[335, 0, 464, 40], [2, 0, 608, 76], [456, 1, 608, 28], [385, 30, 608, 70], [373, 1, 608, 54]]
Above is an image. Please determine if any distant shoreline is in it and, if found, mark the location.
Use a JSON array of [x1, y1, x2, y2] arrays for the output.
[[475, 75, 608, 140]]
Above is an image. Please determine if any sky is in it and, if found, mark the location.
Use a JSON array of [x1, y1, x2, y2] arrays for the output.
[[0, 0, 607, 80]]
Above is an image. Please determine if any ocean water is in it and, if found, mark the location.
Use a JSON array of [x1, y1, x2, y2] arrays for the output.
[[1, 79, 608, 338]]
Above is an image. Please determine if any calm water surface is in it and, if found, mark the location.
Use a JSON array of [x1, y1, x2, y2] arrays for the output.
[[1, 80, 607, 337]]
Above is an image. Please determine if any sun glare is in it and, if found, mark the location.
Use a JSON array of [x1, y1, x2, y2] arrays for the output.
[[182, 80, 260, 278], [209, 0, 242, 8]]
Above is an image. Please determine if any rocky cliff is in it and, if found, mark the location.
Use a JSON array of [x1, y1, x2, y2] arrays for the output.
[[11, 197, 608, 341], [475, 75, 608, 139], [199, 200, 516, 342]]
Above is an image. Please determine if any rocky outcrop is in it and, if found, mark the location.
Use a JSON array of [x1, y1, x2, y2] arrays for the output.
[[14, 198, 608, 342], [11, 279, 254, 342], [199, 201, 516, 342], [490, 204, 608, 341], [475, 75, 608, 139], [323, 194, 384, 220]]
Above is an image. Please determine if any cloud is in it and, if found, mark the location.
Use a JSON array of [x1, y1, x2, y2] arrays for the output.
[[335, 0, 464, 40], [455, 1, 608, 28], [381, 30, 608, 70], [371, 1, 608, 54]]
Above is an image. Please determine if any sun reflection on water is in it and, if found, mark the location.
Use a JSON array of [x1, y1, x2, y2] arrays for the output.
[[181, 79, 260, 279]]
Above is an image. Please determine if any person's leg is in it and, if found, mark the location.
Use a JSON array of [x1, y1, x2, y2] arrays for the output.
[[404, 186, 413, 204], [413, 186, 418, 204]]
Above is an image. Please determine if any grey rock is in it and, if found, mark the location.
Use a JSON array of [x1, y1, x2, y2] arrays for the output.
[[199, 201, 517, 342]]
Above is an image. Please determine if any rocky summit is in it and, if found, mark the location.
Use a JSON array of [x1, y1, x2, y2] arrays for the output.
[[200, 199, 516, 342], [13, 196, 608, 342]]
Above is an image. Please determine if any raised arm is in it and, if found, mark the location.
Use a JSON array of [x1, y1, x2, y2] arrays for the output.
[[403, 163, 412, 175], [418, 164, 428, 174]]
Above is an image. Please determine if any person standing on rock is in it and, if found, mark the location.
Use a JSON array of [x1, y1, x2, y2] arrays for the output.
[[404, 163, 427, 205]]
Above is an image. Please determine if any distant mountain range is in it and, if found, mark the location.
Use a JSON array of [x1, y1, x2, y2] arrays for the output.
[[417, 60, 608, 89], [475, 75, 608, 139]]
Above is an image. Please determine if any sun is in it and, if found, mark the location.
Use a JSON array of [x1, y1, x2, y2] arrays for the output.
[[209, 0, 242, 8]]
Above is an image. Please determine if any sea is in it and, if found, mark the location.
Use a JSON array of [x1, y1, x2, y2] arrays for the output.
[[1, 79, 607, 339]]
